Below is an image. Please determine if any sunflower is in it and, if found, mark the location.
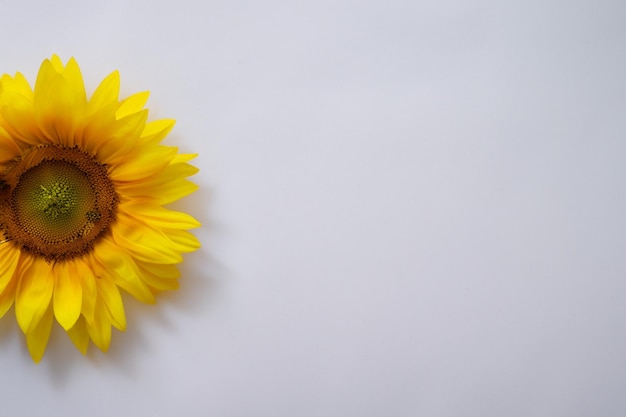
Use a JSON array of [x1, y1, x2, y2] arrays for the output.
[[0, 56, 200, 362]]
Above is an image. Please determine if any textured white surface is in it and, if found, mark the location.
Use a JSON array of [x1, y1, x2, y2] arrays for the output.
[[0, 0, 625, 416]]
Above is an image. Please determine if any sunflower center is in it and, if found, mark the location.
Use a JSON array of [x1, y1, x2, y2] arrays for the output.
[[0, 146, 118, 261], [15, 161, 97, 241], [37, 182, 77, 218]]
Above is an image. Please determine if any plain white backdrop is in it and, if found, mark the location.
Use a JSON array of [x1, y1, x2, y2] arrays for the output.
[[0, 0, 625, 416]]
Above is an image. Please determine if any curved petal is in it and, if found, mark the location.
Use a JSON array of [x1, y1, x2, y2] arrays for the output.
[[66, 315, 89, 354], [15, 257, 53, 333], [115, 153, 199, 204], [75, 260, 96, 324], [167, 230, 202, 253], [0, 125, 21, 163], [96, 276, 126, 331], [49, 54, 65, 72], [0, 73, 40, 145], [116, 91, 149, 119], [86, 297, 112, 352], [33, 63, 87, 146], [26, 302, 54, 363], [60, 57, 87, 106], [0, 274, 18, 319], [33, 59, 59, 102], [139, 265, 180, 292], [118, 178, 199, 206], [0, 252, 17, 339], [141, 119, 175, 145], [119, 203, 201, 230], [53, 261, 83, 330], [111, 213, 184, 264], [0, 72, 33, 99], [108, 145, 177, 182], [80, 70, 120, 153], [89, 70, 119, 111], [0, 242, 21, 294], [136, 261, 180, 279], [96, 109, 148, 166], [92, 237, 155, 303]]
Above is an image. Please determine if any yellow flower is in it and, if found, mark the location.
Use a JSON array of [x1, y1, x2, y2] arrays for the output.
[[0, 56, 200, 362]]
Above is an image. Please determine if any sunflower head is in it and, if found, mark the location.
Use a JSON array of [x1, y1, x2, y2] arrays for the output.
[[0, 56, 200, 362]]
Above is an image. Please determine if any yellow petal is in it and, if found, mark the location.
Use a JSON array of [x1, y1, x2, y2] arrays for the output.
[[96, 277, 126, 331], [49, 54, 65, 72], [115, 153, 199, 203], [0, 73, 39, 145], [53, 262, 83, 330], [116, 91, 149, 119], [136, 261, 181, 279], [33, 58, 59, 100], [33, 74, 69, 141], [95, 109, 148, 165], [75, 260, 96, 323], [33, 68, 87, 145], [0, 125, 21, 164], [81, 70, 120, 151], [92, 237, 155, 303], [168, 230, 202, 253], [86, 299, 112, 352], [0, 276, 17, 319], [141, 119, 175, 144], [0, 242, 21, 294], [60, 57, 87, 106], [119, 177, 199, 206], [119, 204, 201, 230], [111, 213, 184, 264], [0, 72, 34, 98], [151, 155, 200, 204], [66, 315, 89, 354], [89, 70, 119, 111], [15, 257, 53, 333], [80, 106, 117, 155], [26, 302, 54, 363], [109, 145, 177, 182], [171, 153, 198, 165], [139, 265, 180, 292]]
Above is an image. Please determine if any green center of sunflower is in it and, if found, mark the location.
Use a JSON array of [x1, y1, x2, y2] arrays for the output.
[[15, 161, 96, 241], [38, 182, 77, 218], [0, 145, 118, 262]]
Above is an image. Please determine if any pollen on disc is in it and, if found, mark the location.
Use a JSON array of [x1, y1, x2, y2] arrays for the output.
[[12, 161, 97, 244]]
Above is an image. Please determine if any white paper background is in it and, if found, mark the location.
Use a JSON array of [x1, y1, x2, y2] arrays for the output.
[[0, 0, 625, 416]]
